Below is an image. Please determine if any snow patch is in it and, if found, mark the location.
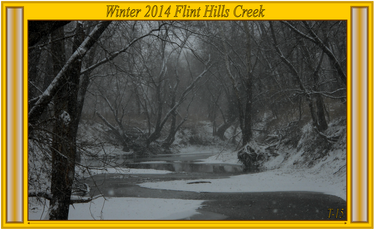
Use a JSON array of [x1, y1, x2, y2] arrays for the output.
[[87, 167, 173, 176], [59, 110, 71, 125]]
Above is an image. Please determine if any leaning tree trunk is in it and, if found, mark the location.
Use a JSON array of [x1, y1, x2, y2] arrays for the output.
[[162, 96, 189, 150], [215, 118, 236, 141], [162, 94, 177, 149]]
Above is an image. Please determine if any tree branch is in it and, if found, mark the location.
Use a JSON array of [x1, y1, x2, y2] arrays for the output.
[[80, 23, 167, 76], [281, 21, 346, 85], [29, 21, 112, 126], [29, 192, 103, 204]]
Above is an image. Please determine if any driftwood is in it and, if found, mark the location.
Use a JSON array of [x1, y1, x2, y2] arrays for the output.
[[187, 181, 211, 184]]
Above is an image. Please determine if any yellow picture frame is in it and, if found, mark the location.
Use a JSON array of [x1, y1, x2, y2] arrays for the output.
[[1, 1, 372, 228]]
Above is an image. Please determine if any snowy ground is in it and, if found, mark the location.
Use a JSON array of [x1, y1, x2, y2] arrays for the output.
[[29, 197, 204, 220]]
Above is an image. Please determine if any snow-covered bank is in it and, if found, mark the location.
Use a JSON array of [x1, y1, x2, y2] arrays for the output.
[[29, 197, 204, 220], [88, 167, 173, 176], [138, 144, 346, 201], [139, 168, 345, 200], [159, 119, 346, 201]]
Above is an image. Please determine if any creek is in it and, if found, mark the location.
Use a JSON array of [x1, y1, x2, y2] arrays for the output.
[[81, 149, 346, 220]]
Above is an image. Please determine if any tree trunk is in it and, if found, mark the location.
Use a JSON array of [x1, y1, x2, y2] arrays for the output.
[[315, 95, 328, 131], [312, 57, 328, 132], [49, 26, 71, 220], [28, 41, 42, 101], [300, 36, 329, 132], [307, 98, 319, 132], [162, 93, 177, 149], [162, 99, 189, 149], [146, 82, 164, 146], [242, 21, 253, 146], [219, 23, 245, 143], [49, 22, 85, 220], [75, 22, 99, 162]]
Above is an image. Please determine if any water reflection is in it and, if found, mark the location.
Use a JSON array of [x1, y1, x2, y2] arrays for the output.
[[83, 155, 245, 174]]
